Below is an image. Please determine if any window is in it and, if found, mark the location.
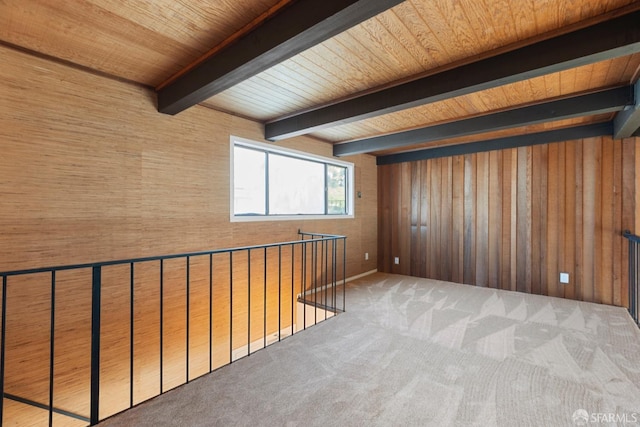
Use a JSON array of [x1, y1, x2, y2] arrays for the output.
[[231, 137, 354, 221]]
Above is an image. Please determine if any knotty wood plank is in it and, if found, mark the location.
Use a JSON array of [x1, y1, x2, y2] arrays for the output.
[[600, 138, 614, 305], [451, 156, 465, 283], [429, 158, 441, 279], [500, 149, 513, 290], [621, 138, 636, 307], [516, 147, 530, 293], [557, 142, 567, 299], [612, 139, 623, 306], [410, 162, 422, 276], [440, 157, 453, 281], [488, 151, 501, 288], [582, 138, 598, 303], [593, 139, 604, 304], [563, 141, 578, 301], [400, 162, 412, 276], [463, 154, 477, 285], [475, 152, 490, 287], [378, 165, 392, 273], [420, 160, 429, 278], [574, 140, 584, 301], [530, 145, 543, 295], [546, 143, 560, 298]]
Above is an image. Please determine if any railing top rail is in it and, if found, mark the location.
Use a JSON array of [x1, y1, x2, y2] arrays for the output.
[[297, 230, 346, 238], [0, 232, 346, 277], [623, 230, 640, 244]]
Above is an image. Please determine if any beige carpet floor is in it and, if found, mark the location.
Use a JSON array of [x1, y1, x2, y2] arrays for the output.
[[98, 273, 640, 426]]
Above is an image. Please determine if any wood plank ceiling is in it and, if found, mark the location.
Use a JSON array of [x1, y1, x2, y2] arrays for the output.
[[1, 0, 639, 161]]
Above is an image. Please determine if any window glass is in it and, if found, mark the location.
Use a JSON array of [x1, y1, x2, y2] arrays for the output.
[[233, 146, 266, 215], [327, 165, 347, 215], [269, 154, 325, 215], [231, 138, 353, 220]]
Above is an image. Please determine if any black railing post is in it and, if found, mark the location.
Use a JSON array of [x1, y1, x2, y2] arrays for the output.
[[209, 254, 213, 372], [48, 271, 56, 427], [324, 240, 328, 320], [291, 244, 294, 337], [229, 252, 233, 363], [0, 275, 6, 425], [630, 238, 634, 322], [90, 266, 102, 425], [247, 249, 251, 357], [278, 245, 282, 342], [263, 248, 267, 349], [129, 263, 134, 408], [332, 239, 337, 311], [186, 256, 190, 383], [343, 237, 347, 312], [302, 241, 307, 330], [633, 239, 638, 324], [159, 260, 164, 393], [313, 239, 317, 325], [623, 230, 639, 326]]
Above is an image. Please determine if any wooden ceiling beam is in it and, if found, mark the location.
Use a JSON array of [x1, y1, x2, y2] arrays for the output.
[[376, 122, 613, 166], [613, 81, 640, 139], [157, 0, 404, 115], [333, 86, 633, 156], [265, 9, 640, 141]]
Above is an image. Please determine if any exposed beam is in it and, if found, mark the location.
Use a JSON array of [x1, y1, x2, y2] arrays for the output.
[[266, 10, 640, 141], [376, 122, 613, 165], [157, 0, 404, 115], [613, 81, 640, 138], [334, 86, 632, 156]]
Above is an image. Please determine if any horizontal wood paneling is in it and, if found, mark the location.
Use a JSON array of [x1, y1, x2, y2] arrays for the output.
[[205, 1, 640, 122], [0, 45, 377, 423], [378, 136, 639, 307]]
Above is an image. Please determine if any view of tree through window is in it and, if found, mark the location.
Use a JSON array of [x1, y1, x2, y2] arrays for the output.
[[232, 139, 351, 218]]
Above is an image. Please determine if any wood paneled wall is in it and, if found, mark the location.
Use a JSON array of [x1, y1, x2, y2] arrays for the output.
[[0, 45, 376, 423], [378, 137, 639, 307]]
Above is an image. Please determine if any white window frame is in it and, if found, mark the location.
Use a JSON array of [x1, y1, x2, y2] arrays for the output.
[[230, 136, 354, 222]]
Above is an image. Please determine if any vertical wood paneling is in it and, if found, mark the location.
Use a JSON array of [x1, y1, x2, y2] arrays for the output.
[[410, 162, 421, 277], [488, 151, 501, 289], [516, 147, 530, 293], [451, 156, 465, 283], [621, 139, 636, 307], [564, 141, 577, 301], [601, 140, 615, 305], [574, 141, 584, 301], [378, 135, 639, 307], [593, 140, 603, 304], [582, 138, 597, 303], [475, 152, 489, 287], [530, 145, 543, 295], [463, 155, 476, 284], [441, 158, 453, 281], [557, 143, 567, 299], [419, 161, 429, 277], [500, 149, 512, 291], [429, 160, 441, 277], [547, 143, 560, 298]]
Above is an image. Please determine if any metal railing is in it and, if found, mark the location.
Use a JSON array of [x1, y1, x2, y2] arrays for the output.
[[0, 231, 346, 426], [624, 230, 639, 327]]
